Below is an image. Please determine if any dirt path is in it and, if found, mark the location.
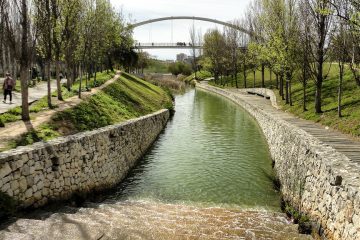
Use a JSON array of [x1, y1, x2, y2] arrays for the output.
[[0, 72, 121, 151]]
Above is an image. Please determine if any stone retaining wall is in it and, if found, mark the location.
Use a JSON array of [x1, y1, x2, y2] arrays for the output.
[[236, 88, 280, 109], [0, 110, 170, 208], [197, 84, 360, 240]]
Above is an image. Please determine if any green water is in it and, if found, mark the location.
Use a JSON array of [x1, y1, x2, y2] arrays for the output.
[[111, 89, 281, 211]]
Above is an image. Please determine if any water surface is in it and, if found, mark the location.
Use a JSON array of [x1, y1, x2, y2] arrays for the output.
[[110, 89, 280, 210]]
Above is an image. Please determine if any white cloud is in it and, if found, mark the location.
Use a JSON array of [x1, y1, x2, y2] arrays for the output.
[[111, 0, 252, 59]]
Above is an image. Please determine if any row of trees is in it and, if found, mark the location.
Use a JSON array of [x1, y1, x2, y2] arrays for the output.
[[201, 0, 359, 116], [0, 0, 134, 120], [168, 61, 192, 76]]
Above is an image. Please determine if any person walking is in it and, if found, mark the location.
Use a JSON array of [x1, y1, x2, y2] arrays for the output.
[[3, 72, 16, 104]]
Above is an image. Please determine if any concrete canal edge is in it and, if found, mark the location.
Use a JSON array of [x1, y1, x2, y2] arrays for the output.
[[196, 83, 360, 240], [0, 109, 170, 209]]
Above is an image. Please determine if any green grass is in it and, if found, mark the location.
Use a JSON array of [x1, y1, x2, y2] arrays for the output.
[[144, 59, 171, 74], [9, 72, 173, 149], [183, 70, 213, 83], [9, 124, 60, 148], [279, 65, 360, 137], [208, 64, 360, 138], [74, 71, 116, 90], [0, 71, 115, 126]]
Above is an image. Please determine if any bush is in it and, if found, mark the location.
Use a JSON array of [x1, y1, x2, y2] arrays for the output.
[[168, 62, 192, 76]]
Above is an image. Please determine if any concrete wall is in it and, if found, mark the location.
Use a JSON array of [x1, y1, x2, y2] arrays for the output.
[[197, 84, 360, 240], [0, 110, 169, 208]]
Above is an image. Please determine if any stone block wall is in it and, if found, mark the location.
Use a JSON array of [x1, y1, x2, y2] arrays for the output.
[[0, 110, 169, 208], [197, 84, 360, 240]]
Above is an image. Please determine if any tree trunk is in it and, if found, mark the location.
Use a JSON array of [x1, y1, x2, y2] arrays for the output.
[[285, 79, 289, 104], [72, 65, 77, 86], [315, 13, 326, 114], [303, 81, 307, 111], [315, 81, 322, 113], [94, 64, 97, 85], [289, 79, 292, 106], [270, 70, 272, 87], [315, 79, 323, 113], [243, 62, 247, 88], [234, 57, 238, 89], [79, 64, 82, 99], [7, 45, 11, 76], [280, 74, 284, 100], [20, 0, 30, 121], [338, 62, 344, 118], [47, 61, 52, 108], [276, 74, 279, 89], [56, 60, 63, 100], [12, 57, 17, 81], [235, 72, 238, 88], [1, 43, 7, 74], [286, 72, 292, 105], [66, 65, 72, 91], [86, 67, 89, 89], [253, 71, 256, 88], [261, 64, 265, 88]]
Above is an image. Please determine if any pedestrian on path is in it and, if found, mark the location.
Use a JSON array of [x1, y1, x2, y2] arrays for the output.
[[3, 72, 16, 104]]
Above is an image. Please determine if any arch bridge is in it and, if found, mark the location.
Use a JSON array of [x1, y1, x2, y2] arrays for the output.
[[130, 16, 252, 50]]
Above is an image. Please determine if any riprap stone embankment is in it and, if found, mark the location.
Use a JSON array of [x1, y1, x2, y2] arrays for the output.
[[197, 83, 360, 240]]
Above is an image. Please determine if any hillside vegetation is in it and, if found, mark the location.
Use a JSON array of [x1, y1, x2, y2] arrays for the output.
[[8, 73, 173, 148]]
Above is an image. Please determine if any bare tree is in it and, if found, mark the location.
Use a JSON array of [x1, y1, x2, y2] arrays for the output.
[[298, 3, 312, 111], [303, 0, 334, 113], [189, 25, 198, 80], [224, 21, 240, 88], [20, 0, 30, 120], [34, 0, 53, 107], [51, 0, 63, 100]]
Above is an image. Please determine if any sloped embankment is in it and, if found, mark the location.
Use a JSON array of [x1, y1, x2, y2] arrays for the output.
[[0, 72, 172, 210], [12, 72, 173, 147]]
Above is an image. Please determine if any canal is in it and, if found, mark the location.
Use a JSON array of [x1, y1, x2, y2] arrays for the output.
[[109, 88, 281, 211], [0, 88, 310, 240]]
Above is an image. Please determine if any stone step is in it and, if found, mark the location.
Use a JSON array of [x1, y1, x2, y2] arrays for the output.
[[5, 219, 104, 240], [0, 231, 34, 240]]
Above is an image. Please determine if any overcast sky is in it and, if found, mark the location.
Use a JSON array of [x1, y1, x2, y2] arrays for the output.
[[110, 0, 252, 60]]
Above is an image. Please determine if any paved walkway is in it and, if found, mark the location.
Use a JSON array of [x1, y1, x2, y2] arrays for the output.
[[0, 81, 59, 114], [201, 83, 360, 165], [0, 73, 120, 151]]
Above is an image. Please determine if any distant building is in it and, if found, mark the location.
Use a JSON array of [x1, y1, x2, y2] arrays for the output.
[[176, 53, 188, 62]]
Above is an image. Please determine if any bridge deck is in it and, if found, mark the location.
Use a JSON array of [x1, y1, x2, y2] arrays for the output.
[[133, 43, 246, 50]]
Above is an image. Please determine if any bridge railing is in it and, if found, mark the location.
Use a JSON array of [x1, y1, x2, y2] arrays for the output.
[[134, 42, 201, 47], [133, 43, 247, 50]]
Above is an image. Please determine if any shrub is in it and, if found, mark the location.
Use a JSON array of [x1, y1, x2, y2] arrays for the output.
[[168, 62, 192, 76]]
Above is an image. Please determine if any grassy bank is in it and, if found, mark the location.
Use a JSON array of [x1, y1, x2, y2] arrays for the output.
[[0, 71, 115, 126], [144, 74, 186, 94], [144, 59, 171, 74], [208, 64, 360, 138], [7, 72, 173, 148], [184, 70, 212, 83]]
